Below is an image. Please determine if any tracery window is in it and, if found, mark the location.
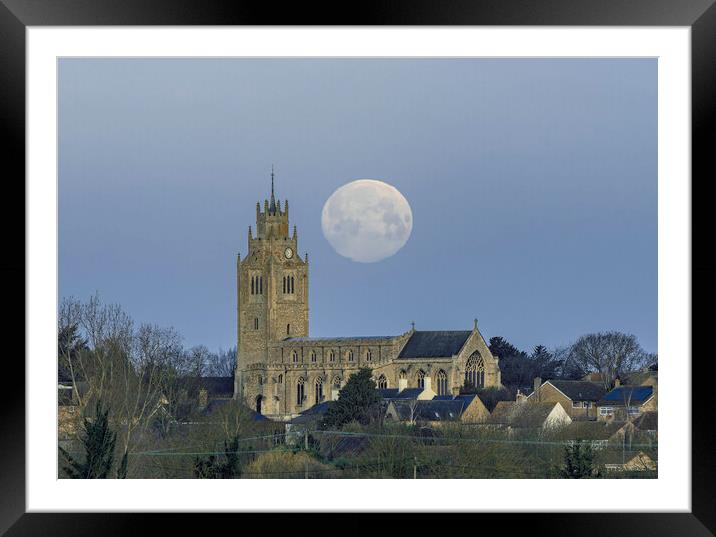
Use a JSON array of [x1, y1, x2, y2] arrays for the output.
[[366, 350, 372, 362], [347, 350, 354, 362], [315, 377, 324, 404], [310, 350, 317, 362], [296, 377, 305, 405], [465, 353, 486, 389], [417, 370, 426, 389], [436, 370, 448, 395], [377, 374, 388, 390], [329, 350, 335, 362], [291, 350, 298, 363]]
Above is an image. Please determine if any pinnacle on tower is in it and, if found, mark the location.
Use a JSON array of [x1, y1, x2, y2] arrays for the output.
[[269, 165, 277, 214]]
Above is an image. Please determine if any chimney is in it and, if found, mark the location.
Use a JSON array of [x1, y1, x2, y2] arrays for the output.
[[331, 388, 340, 401], [533, 377, 542, 401], [423, 377, 432, 392], [398, 377, 408, 392], [614, 377, 622, 387]]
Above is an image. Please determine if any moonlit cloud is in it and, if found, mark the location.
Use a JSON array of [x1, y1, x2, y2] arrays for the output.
[[321, 179, 413, 263]]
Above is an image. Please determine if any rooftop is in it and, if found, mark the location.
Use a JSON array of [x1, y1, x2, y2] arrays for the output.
[[598, 386, 654, 406], [398, 331, 472, 359]]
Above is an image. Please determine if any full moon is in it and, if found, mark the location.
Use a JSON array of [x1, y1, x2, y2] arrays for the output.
[[321, 179, 413, 263]]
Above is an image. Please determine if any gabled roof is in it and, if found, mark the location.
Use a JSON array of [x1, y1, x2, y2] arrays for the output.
[[488, 401, 516, 424], [398, 331, 472, 359], [510, 402, 564, 428], [598, 386, 654, 406], [544, 380, 607, 402], [289, 401, 332, 424], [393, 388, 425, 400], [389, 399, 466, 422], [377, 388, 401, 399]]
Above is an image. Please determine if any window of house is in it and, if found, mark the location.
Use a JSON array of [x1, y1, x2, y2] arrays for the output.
[[572, 401, 582, 408], [627, 406, 640, 415], [436, 370, 448, 396], [311, 351, 317, 363], [600, 407, 614, 416]]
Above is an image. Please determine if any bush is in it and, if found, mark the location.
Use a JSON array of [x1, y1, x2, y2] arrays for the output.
[[243, 450, 335, 478]]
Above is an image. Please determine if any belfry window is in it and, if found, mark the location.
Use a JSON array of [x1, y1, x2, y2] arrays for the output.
[[366, 350, 372, 362], [287, 324, 290, 335], [347, 350, 354, 362], [311, 351, 317, 363], [436, 370, 448, 396], [254, 318, 259, 330], [291, 351, 298, 363], [296, 377, 305, 406], [283, 275, 295, 294], [251, 277, 254, 295], [329, 350, 335, 362]]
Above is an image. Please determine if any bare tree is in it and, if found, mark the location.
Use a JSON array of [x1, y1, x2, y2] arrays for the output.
[[566, 332, 650, 390], [205, 346, 237, 377]]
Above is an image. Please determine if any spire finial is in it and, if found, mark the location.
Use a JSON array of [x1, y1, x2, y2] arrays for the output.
[[269, 165, 276, 213]]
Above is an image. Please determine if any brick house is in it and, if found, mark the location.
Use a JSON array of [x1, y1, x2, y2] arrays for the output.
[[527, 378, 606, 420], [596, 385, 657, 421]]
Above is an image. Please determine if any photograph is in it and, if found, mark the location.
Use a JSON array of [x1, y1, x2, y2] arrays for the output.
[[57, 57, 659, 480]]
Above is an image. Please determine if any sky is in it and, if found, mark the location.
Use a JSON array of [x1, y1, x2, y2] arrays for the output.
[[58, 58, 657, 354]]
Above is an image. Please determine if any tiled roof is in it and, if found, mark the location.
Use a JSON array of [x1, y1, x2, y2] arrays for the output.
[[488, 401, 516, 424], [178, 376, 234, 398], [598, 386, 654, 406], [377, 388, 401, 399], [390, 400, 466, 422], [398, 331, 472, 359], [546, 380, 607, 401], [393, 388, 424, 400]]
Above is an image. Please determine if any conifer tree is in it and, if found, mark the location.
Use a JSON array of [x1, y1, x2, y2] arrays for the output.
[[59, 401, 116, 478], [321, 368, 380, 428]]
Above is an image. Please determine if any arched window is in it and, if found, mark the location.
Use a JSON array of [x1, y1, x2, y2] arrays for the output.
[[278, 374, 283, 384], [329, 350, 335, 362], [465, 353, 486, 389], [296, 377, 305, 406], [366, 350, 372, 362], [315, 377, 324, 405], [311, 351, 317, 363], [291, 351, 298, 363], [347, 350, 354, 362], [377, 374, 388, 390], [417, 370, 426, 389], [287, 324, 291, 335], [436, 370, 448, 395], [399, 370, 407, 380], [258, 375, 263, 386], [254, 318, 259, 330], [251, 276, 254, 295]]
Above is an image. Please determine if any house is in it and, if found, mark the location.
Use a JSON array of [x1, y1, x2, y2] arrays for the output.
[[631, 411, 658, 438], [560, 420, 629, 449], [488, 401, 572, 430], [384, 393, 490, 426], [596, 385, 656, 421], [599, 450, 657, 472], [527, 377, 606, 420]]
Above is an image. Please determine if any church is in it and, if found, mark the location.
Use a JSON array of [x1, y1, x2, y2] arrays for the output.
[[234, 174, 502, 420]]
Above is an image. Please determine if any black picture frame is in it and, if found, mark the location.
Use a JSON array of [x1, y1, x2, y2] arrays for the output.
[[2, 0, 714, 534]]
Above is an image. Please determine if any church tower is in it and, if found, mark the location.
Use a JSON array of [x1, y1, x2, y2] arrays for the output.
[[235, 169, 309, 399]]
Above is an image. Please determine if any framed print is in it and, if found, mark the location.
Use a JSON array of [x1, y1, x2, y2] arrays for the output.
[[3, 0, 715, 534]]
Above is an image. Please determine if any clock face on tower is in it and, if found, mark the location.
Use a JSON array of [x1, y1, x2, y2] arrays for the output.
[[284, 247, 294, 259]]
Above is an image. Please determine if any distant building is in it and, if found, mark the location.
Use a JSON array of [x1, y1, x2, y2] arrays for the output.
[[384, 393, 490, 426], [235, 174, 502, 420], [488, 401, 572, 430]]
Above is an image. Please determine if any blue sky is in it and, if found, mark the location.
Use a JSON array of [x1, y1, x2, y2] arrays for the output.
[[58, 58, 657, 353]]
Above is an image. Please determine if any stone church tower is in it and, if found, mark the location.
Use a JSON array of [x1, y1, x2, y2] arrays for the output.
[[235, 170, 309, 399]]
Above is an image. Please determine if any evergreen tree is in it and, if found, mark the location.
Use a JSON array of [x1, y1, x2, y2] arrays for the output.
[[560, 440, 600, 478], [321, 368, 380, 428], [59, 401, 117, 479]]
